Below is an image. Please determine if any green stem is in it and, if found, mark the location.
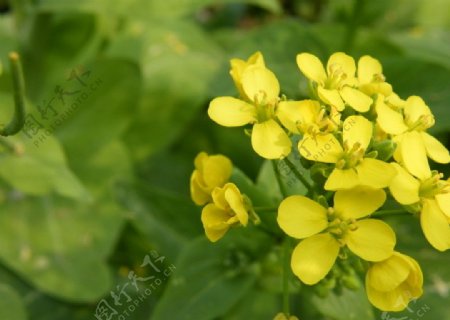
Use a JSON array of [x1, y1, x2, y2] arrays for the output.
[[272, 160, 288, 197], [0, 52, 26, 137], [254, 206, 277, 213], [283, 157, 314, 193], [282, 237, 291, 316], [371, 209, 410, 218], [342, 0, 366, 51]]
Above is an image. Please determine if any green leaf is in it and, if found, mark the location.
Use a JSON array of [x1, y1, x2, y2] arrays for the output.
[[0, 193, 124, 302], [56, 58, 141, 161], [310, 284, 375, 320], [121, 19, 221, 160], [151, 234, 268, 320], [0, 133, 87, 200], [0, 284, 27, 320]]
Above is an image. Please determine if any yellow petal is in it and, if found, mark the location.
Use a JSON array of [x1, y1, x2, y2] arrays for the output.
[[190, 171, 210, 205], [277, 100, 320, 134], [291, 233, 340, 285], [242, 65, 280, 103], [357, 55, 382, 84], [346, 219, 396, 261], [298, 133, 343, 163], [398, 131, 431, 180], [327, 52, 356, 81], [208, 97, 256, 127], [366, 253, 410, 292], [366, 284, 412, 312], [436, 193, 450, 217], [318, 86, 345, 111], [202, 155, 233, 190], [224, 183, 248, 226], [388, 163, 420, 205], [375, 97, 408, 135], [296, 53, 327, 84], [277, 195, 328, 239], [252, 119, 291, 159], [403, 96, 434, 127], [421, 132, 450, 164], [340, 87, 372, 112], [201, 204, 231, 242], [343, 115, 373, 151], [334, 186, 386, 219], [420, 199, 450, 251], [356, 158, 397, 189], [325, 168, 359, 190]]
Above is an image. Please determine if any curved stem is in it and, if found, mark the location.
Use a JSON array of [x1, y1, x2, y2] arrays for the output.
[[253, 206, 277, 213], [283, 157, 314, 193], [371, 209, 410, 218], [272, 160, 288, 197], [282, 237, 291, 316], [0, 52, 26, 136]]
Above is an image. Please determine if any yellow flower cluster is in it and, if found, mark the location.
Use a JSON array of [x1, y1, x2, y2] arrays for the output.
[[190, 152, 250, 242], [191, 51, 450, 312]]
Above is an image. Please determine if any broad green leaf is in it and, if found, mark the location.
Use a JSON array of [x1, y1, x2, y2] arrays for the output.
[[0, 193, 124, 302], [0, 284, 27, 320], [310, 283, 375, 320], [120, 19, 221, 160], [225, 290, 279, 319], [151, 235, 267, 320], [56, 59, 141, 161], [0, 133, 87, 200]]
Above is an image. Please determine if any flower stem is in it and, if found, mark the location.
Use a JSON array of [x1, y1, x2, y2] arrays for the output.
[[272, 160, 288, 197], [282, 157, 314, 193], [371, 209, 410, 218], [342, 0, 366, 51], [0, 52, 26, 137], [254, 206, 277, 213], [282, 237, 291, 316]]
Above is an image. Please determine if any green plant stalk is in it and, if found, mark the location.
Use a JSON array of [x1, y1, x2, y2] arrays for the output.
[[1, 52, 26, 136], [371, 209, 411, 218], [342, 0, 366, 51], [272, 160, 288, 197], [283, 157, 314, 193], [282, 236, 291, 317]]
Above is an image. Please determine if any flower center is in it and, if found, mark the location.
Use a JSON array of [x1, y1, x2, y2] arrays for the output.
[[253, 91, 276, 123], [326, 208, 358, 245], [336, 141, 365, 169], [406, 114, 434, 132], [325, 64, 347, 89], [419, 172, 450, 198]]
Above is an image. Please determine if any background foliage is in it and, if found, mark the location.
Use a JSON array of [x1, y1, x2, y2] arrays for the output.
[[0, 0, 449, 319]]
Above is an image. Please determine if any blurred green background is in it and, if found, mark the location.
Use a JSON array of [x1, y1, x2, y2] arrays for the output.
[[0, 0, 449, 319]]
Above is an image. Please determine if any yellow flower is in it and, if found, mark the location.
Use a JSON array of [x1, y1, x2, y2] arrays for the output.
[[277, 187, 395, 285], [298, 115, 396, 190], [229, 51, 265, 100], [208, 54, 291, 159], [273, 312, 299, 320], [389, 163, 450, 251], [201, 183, 249, 242], [365, 252, 423, 311], [357, 55, 393, 97], [376, 95, 450, 180], [190, 152, 232, 205], [276, 99, 341, 136], [297, 52, 372, 112]]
